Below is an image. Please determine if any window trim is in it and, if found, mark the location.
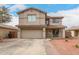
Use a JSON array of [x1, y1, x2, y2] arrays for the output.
[[53, 19, 60, 23], [27, 14, 37, 22]]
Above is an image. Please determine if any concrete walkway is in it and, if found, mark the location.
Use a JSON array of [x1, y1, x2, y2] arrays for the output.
[[0, 39, 59, 55]]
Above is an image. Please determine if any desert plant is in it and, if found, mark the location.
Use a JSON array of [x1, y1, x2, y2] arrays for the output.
[[75, 44, 79, 48], [65, 39, 68, 42]]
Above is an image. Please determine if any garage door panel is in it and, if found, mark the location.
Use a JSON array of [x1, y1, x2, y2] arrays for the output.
[[21, 30, 43, 39]]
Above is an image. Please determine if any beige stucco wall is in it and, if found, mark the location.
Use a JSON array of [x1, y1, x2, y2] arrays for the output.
[[19, 9, 46, 25], [59, 29, 62, 38], [62, 29, 65, 38], [71, 31, 75, 37]]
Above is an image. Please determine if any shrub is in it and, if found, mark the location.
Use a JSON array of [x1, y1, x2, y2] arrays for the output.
[[75, 44, 79, 48], [65, 39, 68, 42]]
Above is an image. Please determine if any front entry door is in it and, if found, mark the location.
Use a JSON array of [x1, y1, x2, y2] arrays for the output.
[[52, 29, 59, 37]]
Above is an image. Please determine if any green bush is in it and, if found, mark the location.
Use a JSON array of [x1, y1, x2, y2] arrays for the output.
[[75, 44, 79, 48]]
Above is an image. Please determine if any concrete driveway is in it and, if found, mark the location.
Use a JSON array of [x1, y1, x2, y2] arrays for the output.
[[0, 39, 47, 55]]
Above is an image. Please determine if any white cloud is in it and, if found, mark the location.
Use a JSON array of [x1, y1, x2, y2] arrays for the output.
[[9, 4, 27, 12], [0, 4, 5, 6], [48, 7, 79, 28], [4, 16, 19, 26], [62, 16, 79, 27]]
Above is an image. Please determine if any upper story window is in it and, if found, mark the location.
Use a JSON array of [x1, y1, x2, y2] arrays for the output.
[[27, 15, 36, 22], [53, 19, 60, 23]]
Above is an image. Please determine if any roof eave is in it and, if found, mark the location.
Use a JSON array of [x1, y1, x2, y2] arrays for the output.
[[17, 8, 47, 14]]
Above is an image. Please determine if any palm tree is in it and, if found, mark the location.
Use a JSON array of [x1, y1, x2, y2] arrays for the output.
[[0, 6, 11, 23]]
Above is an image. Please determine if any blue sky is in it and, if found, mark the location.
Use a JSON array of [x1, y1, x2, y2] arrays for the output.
[[1, 4, 79, 27], [25, 4, 79, 12], [3, 4, 79, 16]]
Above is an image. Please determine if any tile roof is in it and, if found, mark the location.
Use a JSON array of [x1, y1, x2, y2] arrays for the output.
[[47, 16, 64, 19], [47, 25, 65, 28]]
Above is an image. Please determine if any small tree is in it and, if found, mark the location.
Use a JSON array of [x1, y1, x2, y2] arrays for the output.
[[0, 6, 11, 23]]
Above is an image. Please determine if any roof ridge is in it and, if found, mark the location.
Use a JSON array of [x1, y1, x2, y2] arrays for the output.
[[17, 7, 47, 14]]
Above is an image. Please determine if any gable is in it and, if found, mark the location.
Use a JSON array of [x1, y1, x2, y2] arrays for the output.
[[17, 8, 46, 14]]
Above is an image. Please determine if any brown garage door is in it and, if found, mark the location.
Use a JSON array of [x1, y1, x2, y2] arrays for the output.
[[21, 30, 43, 39]]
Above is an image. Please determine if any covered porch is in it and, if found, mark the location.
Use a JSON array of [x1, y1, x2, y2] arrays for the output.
[[46, 29, 65, 38], [46, 25, 65, 38]]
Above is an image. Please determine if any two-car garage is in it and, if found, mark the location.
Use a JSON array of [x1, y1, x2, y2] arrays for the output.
[[21, 30, 43, 39]]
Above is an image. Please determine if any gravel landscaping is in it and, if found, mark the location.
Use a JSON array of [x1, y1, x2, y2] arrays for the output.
[[49, 38, 79, 55]]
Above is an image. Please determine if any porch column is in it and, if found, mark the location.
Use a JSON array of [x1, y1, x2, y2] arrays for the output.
[[43, 28, 46, 39], [59, 29, 62, 38], [62, 29, 65, 38], [78, 31, 79, 37], [17, 28, 21, 38], [71, 31, 75, 37]]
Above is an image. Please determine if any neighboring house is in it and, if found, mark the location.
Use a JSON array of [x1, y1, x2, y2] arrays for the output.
[[65, 30, 72, 38], [17, 8, 65, 39], [66, 26, 79, 38], [0, 24, 18, 38]]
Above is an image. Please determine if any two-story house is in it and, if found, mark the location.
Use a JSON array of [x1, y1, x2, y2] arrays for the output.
[[17, 8, 65, 39]]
